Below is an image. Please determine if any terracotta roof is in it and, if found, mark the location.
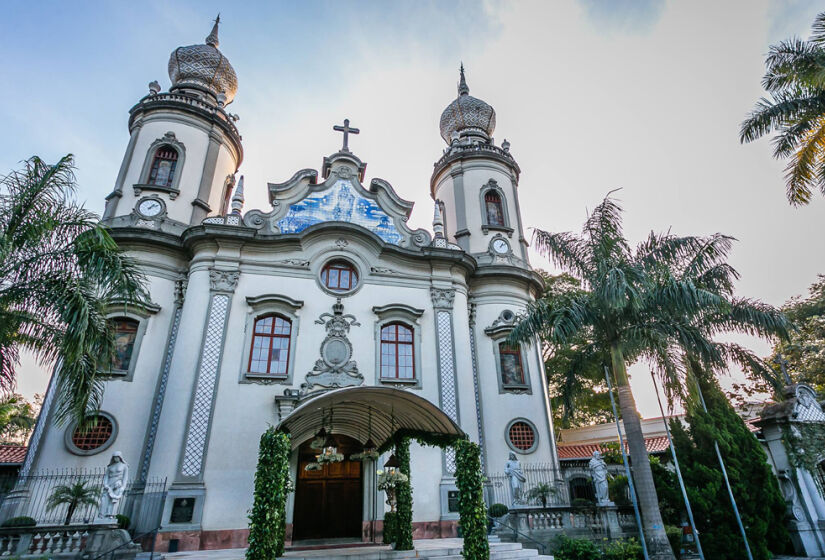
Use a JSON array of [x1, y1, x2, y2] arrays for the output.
[[0, 445, 27, 464], [557, 436, 669, 460]]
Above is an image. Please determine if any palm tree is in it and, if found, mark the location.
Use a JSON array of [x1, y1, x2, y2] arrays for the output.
[[0, 155, 146, 424], [740, 11, 825, 205], [46, 480, 99, 525], [509, 195, 788, 559]]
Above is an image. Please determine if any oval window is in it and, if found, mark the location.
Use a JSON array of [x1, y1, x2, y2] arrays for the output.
[[321, 260, 359, 292]]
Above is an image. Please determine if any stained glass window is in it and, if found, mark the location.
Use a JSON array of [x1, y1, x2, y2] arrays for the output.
[[499, 343, 525, 386], [148, 147, 178, 188], [110, 318, 139, 372], [380, 323, 415, 380], [321, 261, 358, 292], [248, 315, 292, 376], [485, 191, 504, 226]]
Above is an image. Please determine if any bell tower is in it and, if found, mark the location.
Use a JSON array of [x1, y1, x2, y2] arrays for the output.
[[430, 66, 528, 266], [102, 17, 243, 227]]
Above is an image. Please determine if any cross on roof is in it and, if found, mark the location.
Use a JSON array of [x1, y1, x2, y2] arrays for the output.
[[774, 353, 793, 385], [333, 118, 359, 153]]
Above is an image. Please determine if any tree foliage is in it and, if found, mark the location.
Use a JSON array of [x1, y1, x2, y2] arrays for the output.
[[393, 437, 414, 551], [509, 194, 790, 560], [768, 274, 825, 393], [247, 428, 291, 560], [0, 393, 38, 444], [740, 12, 825, 205], [0, 155, 147, 425], [46, 480, 99, 525], [668, 373, 790, 560]]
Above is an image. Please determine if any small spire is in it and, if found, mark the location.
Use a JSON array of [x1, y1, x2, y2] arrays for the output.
[[206, 14, 220, 48], [433, 201, 445, 238], [231, 175, 244, 215], [458, 63, 469, 96]]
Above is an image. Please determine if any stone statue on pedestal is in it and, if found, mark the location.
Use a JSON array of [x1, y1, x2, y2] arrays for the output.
[[505, 452, 526, 504], [589, 451, 613, 506], [97, 452, 129, 520]]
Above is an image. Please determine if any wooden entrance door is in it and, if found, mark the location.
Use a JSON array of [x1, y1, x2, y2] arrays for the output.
[[293, 435, 363, 541]]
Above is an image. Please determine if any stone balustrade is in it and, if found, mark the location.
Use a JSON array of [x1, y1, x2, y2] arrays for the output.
[[0, 525, 140, 559]]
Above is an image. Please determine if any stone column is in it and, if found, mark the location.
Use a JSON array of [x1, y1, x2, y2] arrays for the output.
[[177, 269, 238, 481], [137, 279, 186, 483], [431, 287, 459, 474], [189, 131, 222, 224]]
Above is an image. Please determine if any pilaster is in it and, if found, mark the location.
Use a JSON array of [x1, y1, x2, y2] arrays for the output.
[[189, 130, 222, 224], [103, 121, 143, 219], [431, 287, 459, 475]]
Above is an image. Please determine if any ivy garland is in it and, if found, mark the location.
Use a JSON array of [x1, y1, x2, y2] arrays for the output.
[[247, 428, 291, 560], [782, 422, 825, 493], [455, 439, 489, 560], [394, 437, 414, 551]]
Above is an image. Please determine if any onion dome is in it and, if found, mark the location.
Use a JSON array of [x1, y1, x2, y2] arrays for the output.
[[168, 16, 238, 105], [439, 65, 496, 144]]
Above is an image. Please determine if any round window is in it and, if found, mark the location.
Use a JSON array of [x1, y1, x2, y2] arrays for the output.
[[320, 260, 359, 293], [507, 420, 537, 453], [65, 413, 117, 456]]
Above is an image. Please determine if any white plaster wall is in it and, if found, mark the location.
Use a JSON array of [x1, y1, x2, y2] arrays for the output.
[[205, 144, 238, 217], [115, 117, 210, 224]]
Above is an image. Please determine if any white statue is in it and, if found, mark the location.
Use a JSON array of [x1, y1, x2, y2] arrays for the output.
[[504, 452, 526, 504], [98, 452, 129, 520], [589, 451, 613, 506]]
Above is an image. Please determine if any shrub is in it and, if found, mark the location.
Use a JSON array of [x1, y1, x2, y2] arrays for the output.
[[115, 514, 130, 530], [602, 537, 643, 560], [571, 497, 594, 508], [607, 475, 630, 506], [665, 525, 681, 555], [552, 535, 601, 560], [488, 503, 508, 518], [382, 512, 397, 544], [1, 516, 36, 528]]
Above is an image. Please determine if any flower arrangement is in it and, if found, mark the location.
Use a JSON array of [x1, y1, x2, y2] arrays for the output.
[[377, 469, 409, 491], [315, 447, 344, 464], [350, 450, 380, 462], [304, 462, 322, 472]]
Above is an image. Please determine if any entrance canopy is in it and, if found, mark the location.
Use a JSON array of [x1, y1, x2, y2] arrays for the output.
[[277, 386, 465, 450]]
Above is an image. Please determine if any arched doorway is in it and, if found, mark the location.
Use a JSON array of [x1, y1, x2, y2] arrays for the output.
[[293, 434, 363, 541]]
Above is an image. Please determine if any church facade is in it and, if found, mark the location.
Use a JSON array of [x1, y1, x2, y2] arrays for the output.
[[23, 20, 560, 551]]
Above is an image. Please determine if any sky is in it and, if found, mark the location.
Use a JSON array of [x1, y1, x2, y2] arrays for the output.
[[1, 0, 823, 418]]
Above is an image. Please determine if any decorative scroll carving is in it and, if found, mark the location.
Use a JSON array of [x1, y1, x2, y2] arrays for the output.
[[209, 269, 239, 293], [306, 299, 363, 389], [430, 287, 456, 310]]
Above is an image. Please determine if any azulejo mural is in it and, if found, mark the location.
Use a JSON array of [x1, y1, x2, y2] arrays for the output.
[[277, 180, 404, 245]]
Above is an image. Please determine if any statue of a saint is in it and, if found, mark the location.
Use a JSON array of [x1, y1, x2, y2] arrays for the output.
[[98, 452, 129, 520], [589, 451, 613, 506], [504, 452, 526, 504]]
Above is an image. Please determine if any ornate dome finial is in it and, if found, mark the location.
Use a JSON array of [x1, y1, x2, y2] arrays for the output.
[[206, 14, 221, 48], [458, 63, 469, 96]]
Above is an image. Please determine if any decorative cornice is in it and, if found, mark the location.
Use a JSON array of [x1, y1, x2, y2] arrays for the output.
[[246, 294, 304, 313], [372, 303, 425, 320], [209, 269, 239, 292], [484, 309, 518, 337], [430, 287, 456, 310]]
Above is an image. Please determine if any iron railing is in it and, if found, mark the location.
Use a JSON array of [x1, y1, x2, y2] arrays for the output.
[[486, 463, 566, 508]]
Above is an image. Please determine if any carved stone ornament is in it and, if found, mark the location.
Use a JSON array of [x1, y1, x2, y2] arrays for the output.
[[209, 269, 240, 292], [430, 287, 456, 310], [792, 384, 825, 422], [335, 238, 349, 249], [306, 299, 363, 389]]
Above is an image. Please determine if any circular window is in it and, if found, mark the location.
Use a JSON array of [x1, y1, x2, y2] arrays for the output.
[[65, 412, 117, 456], [320, 260, 359, 293], [506, 419, 538, 453]]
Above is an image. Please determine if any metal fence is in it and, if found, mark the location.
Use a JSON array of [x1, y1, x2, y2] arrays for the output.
[[0, 468, 166, 533], [486, 462, 568, 508]]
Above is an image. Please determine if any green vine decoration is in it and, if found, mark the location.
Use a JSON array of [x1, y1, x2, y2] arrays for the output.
[[782, 422, 825, 493], [394, 437, 414, 550], [455, 439, 489, 560], [247, 428, 291, 560]]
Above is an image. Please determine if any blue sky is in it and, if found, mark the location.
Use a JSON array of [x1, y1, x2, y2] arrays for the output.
[[2, 1, 824, 416]]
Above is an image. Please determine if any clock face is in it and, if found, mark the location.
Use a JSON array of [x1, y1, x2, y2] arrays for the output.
[[492, 238, 510, 254], [138, 199, 163, 217]]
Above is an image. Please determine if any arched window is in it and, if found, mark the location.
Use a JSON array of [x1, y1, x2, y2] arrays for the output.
[[321, 260, 358, 292], [109, 318, 140, 372], [248, 315, 292, 376], [148, 146, 178, 188], [498, 342, 525, 386], [485, 190, 504, 227], [380, 323, 415, 380], [568, 477, 595, 502]]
